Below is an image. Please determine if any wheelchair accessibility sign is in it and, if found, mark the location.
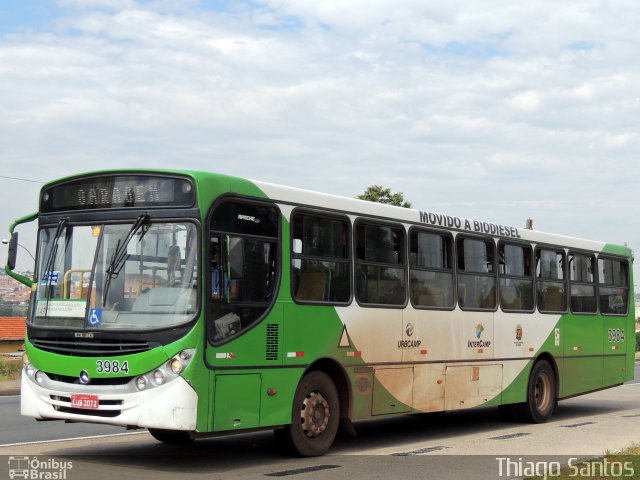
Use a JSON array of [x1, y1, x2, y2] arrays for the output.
[[88, 308, 102, 327]]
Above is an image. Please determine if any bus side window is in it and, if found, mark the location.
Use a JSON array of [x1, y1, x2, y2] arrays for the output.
[[355, 222, 406, 306], [409, 229, 454, 309], [457, 236, 496, 310], [291, 212, 350, 304], [598, 257, 629, 315], [536, 248, 567, 313], [207, 199, 280, 345], [569, 253, 596, 313], [498, 243, 534, 312]]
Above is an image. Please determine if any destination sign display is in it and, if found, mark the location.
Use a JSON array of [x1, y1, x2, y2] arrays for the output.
[[40, 175, 196, 212]]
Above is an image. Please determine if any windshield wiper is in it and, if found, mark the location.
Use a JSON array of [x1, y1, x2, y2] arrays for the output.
[[102, 214, 149, 307], [42, 218, 68, 306]]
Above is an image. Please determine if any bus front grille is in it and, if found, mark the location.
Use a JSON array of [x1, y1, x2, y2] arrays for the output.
[[47, 373, 133, 385], [30, 337, 156, 357]]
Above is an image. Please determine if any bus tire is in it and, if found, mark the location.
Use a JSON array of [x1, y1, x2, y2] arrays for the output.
[[280, 371, 340, 457], [148, 428, 194, 444], [517, 360, 556, 424]]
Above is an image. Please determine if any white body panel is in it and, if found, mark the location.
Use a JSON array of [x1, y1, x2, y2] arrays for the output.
[[21, 374, 197, 430]]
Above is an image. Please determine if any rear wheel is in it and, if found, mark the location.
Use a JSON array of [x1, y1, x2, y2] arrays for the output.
[[148, 428, 194, 444], [278, 371, 339, 457], [516, 360, 556, 423]]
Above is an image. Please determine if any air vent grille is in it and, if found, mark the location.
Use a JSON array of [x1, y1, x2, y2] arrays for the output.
[[266, 323, 279, 360]]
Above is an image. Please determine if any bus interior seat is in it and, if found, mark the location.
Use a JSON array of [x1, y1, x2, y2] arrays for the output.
[[296, 267, 329, 301], [542, 286, 564, 311], [480, 286, 496, 309], [416, 287, 444, 307], [501, 285, 521, 310]]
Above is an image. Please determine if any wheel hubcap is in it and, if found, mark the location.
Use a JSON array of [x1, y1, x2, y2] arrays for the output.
[[300, 391, 330, 438], [534, 372, 552, 413]]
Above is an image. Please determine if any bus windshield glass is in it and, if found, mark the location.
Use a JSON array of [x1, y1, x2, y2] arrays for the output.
[[31, 220, 198, 330]]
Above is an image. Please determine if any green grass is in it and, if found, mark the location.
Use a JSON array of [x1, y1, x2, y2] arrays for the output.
[[0, 357, 22, 381], [526, 445, 640, 479]]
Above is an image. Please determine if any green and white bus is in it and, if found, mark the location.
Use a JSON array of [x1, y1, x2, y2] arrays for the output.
[[5, 170, 635, 456]]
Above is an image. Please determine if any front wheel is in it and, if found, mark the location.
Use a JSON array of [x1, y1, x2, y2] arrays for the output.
[[278, 371, 340, 457], [517, 360, 556, 423]]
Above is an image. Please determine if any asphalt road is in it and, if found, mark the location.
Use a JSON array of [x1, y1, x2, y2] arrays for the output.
[[1, 365, 639, 480], [2, 363, 639, 446], [0, 395, 125, 445]]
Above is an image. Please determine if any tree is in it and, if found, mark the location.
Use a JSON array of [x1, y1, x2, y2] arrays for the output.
[[357, 185, 412, 208]]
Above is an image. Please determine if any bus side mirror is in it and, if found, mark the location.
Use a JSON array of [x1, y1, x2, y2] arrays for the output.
[[6, 232, 18, 271]]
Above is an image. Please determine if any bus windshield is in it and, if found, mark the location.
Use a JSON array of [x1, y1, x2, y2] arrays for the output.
[[31, 220, 198, 330]]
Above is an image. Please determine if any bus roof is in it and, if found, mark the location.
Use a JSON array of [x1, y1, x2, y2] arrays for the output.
[[41, 169, 631, 256]]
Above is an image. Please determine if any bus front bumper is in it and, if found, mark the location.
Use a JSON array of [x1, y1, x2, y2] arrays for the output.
[[20, 373, 198, 431]]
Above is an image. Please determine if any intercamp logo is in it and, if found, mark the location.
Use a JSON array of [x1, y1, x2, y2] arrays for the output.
[[8, 456, 73, 480]]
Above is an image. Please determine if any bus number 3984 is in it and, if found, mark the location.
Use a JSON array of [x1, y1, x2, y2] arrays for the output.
[[96, 360, 130, 374], [607, 329, 625, 343]]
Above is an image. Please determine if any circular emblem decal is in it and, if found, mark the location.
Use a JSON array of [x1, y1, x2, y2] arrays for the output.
[[406, 323, 414, 337], [79, 370, 90, 384]]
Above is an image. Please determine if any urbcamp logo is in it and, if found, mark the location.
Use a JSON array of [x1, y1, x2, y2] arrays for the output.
[[398, 323, 422, 348], [468, 323, 491, 349], [8, 456, 73, 480]]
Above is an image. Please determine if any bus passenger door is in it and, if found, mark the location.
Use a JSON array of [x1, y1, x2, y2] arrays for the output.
[[602, 314, 628, 387], [562, 314, 604, 396], [562, 253, 603, 396]]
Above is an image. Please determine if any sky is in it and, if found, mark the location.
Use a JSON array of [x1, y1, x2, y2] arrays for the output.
[[0, 0, 638, 284]]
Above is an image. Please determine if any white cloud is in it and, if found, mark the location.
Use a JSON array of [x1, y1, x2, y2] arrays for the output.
[[604, 132, 636, 148], [509, 90, 541, 112]]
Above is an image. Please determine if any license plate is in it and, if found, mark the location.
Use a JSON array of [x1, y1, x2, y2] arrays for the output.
[[70, 394, 99, 410]]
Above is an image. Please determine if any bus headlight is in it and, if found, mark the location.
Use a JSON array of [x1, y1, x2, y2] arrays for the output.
[[25, 363, 35, 378], [135, 376, 147, 391], [152, 369, 165, 385], [170, 358, 184, 375], [128, 349, 195, 393], [35, 371, 46, 384]]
